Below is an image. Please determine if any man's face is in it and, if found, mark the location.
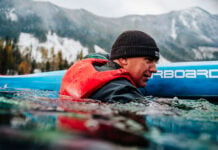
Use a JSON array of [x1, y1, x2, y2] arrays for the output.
[[123, 57, 158, 87]]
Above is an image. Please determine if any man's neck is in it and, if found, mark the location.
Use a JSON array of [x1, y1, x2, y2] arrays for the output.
[[109, 60, 122, 69]]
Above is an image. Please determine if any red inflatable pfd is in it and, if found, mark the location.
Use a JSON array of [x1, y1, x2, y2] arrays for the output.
[[59, 58, 136, 99]]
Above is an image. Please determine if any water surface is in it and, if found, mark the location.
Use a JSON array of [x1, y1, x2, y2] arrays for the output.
[[0, 88, 217, 150]]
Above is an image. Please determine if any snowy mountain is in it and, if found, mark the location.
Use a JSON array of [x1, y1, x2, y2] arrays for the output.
[[0, 0, 218, 63]]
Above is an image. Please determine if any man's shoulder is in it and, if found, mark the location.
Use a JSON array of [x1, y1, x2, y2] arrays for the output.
[[90, 78, 143, 102]]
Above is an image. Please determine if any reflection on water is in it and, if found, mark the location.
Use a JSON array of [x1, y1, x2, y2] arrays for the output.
[[0, 88, 218, 150]]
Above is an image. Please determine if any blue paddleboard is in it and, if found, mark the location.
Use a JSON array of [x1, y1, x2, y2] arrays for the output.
[[0, 61, 217, 99], [0, 70, 65, 91]]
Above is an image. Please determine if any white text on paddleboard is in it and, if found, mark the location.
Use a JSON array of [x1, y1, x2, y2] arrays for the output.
[[152, 69, 218, 78]]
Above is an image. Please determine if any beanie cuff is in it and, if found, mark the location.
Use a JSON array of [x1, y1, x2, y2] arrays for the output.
[[110, 46, 160, 60]]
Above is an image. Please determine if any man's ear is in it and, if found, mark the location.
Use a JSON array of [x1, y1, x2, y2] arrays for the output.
[[118, 58, 128, 66]]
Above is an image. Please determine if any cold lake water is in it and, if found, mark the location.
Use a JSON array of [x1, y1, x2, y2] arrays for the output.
[[0, 88, 217, 150]]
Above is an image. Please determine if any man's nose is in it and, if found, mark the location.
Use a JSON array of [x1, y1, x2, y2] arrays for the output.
[[150, 63, 157, 73]]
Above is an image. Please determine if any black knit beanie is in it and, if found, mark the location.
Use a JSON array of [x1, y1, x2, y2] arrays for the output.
[[110, 30, 160, 60]]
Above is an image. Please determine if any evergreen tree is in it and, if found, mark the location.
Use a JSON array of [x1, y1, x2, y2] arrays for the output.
[[0, 37, 13, 74], [39, 47, 48, 71], [0, 39, 4, 74], [63, 59, 69, 69], [0, 48, 7, 74], [50, 47, 55, 70], [76, 50, 83, 61], [12, 38, 22, 74], [57, 50, 63, 70], [31, 59, 37, 73], [6, 37, 15, 74], [46, 61, 50, 71]]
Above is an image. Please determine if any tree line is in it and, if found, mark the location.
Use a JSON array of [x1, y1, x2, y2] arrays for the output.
[[0, 36, 79, 75]]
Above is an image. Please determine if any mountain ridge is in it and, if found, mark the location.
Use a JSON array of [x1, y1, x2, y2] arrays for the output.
[[0, 0, 218, 62]]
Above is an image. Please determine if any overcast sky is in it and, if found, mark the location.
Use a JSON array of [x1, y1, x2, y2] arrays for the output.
[[35, 0, 218, 17]]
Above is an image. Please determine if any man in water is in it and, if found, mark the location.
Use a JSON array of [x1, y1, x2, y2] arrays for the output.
[[59, 30, 160, 102]]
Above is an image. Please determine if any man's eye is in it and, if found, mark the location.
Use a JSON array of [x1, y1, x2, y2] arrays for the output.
[[145, 57, 158, 64], [145, 57, 153, 62]]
